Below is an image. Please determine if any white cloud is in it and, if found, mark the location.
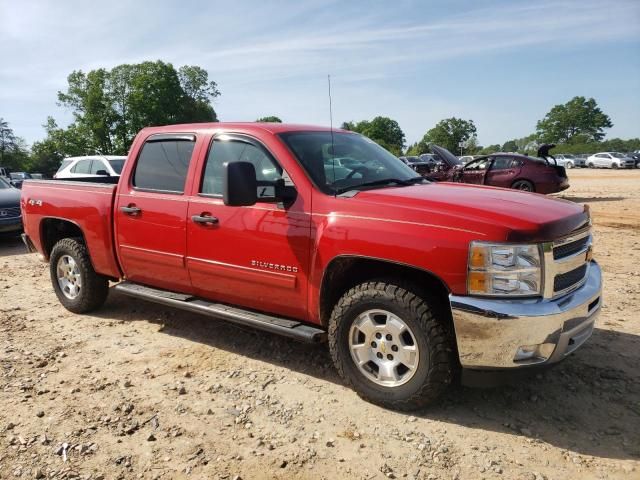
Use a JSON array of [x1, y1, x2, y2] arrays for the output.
[[0, 0, 638, 145]]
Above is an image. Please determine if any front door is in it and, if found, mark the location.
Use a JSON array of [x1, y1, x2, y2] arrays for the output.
[[186, 134, 310, 320], [461, 157, 491, 184], [115, 134, 198, 293]]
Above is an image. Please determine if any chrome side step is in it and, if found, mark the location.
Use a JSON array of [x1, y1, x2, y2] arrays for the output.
[[113, 281, 326, 343]]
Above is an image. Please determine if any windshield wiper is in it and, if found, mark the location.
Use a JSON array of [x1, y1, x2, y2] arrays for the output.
[[335, 176, 426, 194]]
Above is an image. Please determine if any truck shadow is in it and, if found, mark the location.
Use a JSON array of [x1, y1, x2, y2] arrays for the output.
[[556, 195, 626, 203], [96, 291, 640, 462]]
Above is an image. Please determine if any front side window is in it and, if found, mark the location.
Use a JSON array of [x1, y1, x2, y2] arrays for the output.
[[279, 131, 419, 194], [201, 138, 283, 197], [133, 139, 195, 193], [72, 159, 92, 174], [108, 159, 125, 174], [466, 158, 491, 170]]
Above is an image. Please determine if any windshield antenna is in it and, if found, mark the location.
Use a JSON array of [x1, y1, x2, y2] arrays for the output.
[[328, 74, 336, 197]]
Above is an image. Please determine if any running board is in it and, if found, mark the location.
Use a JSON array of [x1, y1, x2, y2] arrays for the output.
[[113, 281, 326, 343]]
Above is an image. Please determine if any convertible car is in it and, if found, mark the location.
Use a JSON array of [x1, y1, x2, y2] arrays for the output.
[[424, 145, 569, 194]]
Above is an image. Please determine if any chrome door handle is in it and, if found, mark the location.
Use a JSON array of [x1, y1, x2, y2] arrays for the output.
[[192, 214, 219, 225], [121, 205, 141, 215]]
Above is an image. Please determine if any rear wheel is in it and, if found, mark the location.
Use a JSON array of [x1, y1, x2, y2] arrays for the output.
[[50, 238, 109, 313], [328, 281, 454, 410], [566, 161, 574, 169], [511, 180, 534, 192]]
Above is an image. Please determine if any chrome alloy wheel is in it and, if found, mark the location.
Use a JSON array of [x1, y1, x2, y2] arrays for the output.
[[348, 309, 419, 387], [56, 255, 82, 300]]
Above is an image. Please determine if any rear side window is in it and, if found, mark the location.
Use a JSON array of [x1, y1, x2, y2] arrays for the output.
[[133, 139, 195, 193], [72, 159, 92, 174]]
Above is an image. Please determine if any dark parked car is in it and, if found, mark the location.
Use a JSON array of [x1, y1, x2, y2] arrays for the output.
[[9, 171, 32, 189], [425, 145, 569, 194], [0, 177, 22, 235], [399, 155, 432, 176]]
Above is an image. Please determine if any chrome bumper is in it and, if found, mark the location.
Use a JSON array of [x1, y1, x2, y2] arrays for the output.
[[450, 261, 602, 369]]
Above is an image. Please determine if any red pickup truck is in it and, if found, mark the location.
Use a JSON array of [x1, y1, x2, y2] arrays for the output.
[[21, 123, 602, 410]]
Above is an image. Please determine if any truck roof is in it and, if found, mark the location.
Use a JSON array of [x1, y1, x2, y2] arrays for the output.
[[139, 122, 348, 136]]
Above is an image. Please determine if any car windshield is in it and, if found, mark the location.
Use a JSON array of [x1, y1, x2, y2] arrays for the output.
[[611, 153, 625, 158], [108, 159, 125, 174], [0, 178, 11, 189], [279, 131, 424, 194], [57, 159, 72, 173]]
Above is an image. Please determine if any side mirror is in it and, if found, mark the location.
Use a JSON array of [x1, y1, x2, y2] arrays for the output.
[[96, 170, 110, 176], [223, 161, 257, 207]]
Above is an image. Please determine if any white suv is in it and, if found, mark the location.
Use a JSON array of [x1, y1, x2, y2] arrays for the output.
[[586, 152, 635, 169], [54, 156, 126, 179]]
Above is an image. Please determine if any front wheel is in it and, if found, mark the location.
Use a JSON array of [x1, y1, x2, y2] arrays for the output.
[[328, 281, 453, 410], [511, 179, 535, 192], [50, 237, 109, 313], [612, 163, 619, 169]]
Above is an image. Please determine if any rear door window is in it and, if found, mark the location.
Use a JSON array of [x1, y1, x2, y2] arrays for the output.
[[491, 157, 512, 170], [133, 137, 195, 193], [72, 159, 92, 174], [90, 159, 108, 174]]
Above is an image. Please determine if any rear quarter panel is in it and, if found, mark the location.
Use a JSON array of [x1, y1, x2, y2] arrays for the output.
[[21, 180, 121, 278]]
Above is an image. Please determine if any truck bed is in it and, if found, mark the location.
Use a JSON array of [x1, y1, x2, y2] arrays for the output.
[[21, 179, 122, 278]]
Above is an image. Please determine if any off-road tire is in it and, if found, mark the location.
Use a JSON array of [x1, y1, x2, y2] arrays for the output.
[[50, 237, 109, 313], [328, 281, 454, 410]]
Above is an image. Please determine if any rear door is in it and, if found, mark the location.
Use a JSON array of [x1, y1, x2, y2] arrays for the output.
[[485, 156, 520, 188], [186, 133, 311, 320], [115, 134, 199, 293]]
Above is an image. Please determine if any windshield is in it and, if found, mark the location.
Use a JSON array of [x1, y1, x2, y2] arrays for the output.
[[279, 131, 422, 194], [611, 153, 625, 158], [57, 159, 72, 173], [0, 178, 11, 189], [108, 159, 125, 174]]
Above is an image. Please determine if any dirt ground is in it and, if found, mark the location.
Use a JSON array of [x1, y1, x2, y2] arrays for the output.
[[1, 169, 639, 480]]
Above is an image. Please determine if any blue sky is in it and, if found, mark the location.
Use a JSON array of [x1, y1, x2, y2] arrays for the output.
[[1, 0, 639, 148]]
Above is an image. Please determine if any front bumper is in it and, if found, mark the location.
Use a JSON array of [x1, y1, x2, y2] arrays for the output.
[[450, 261, 602, 369]]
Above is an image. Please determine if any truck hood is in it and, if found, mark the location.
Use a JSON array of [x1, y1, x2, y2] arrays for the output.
[[0, 187, 21, 208], [350, 182, 588, 242]]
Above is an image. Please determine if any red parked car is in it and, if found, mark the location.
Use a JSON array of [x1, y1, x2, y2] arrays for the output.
[[20, 123, 600, 410], [426, 145, 570, 194]]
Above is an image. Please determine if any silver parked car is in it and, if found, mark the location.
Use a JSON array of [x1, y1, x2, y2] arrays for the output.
[[586, 152, 635, 169]]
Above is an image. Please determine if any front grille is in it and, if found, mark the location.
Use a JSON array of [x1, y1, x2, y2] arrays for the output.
[[0, 206, 21, 218], [554, 264, 587, 293], [553, 236, 590, 260]]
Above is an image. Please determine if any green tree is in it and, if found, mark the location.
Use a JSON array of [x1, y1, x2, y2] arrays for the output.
[[536, 96, 612, 144], [256, 116, 282, 123], [0, 118, 30, 170], [29, 118, 93, 176], [501, 140, 518, 152], [57, 61, 220, 155], [479, 144, 501, 155], [341, 116, 405, 155], [415, 117, 477, 154]]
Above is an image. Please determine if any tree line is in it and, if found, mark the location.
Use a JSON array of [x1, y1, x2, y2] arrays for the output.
[[1, 63, 638, 177]]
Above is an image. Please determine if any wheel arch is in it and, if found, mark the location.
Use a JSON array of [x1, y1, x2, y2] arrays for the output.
[[39, 217, 87, 260], [319, 255, 453, 330]]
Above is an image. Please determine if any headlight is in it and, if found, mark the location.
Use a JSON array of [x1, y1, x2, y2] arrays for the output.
[[467, 242, 542, 296]]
